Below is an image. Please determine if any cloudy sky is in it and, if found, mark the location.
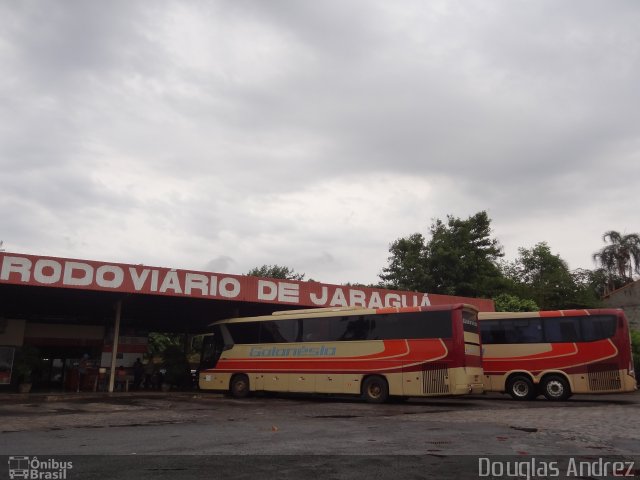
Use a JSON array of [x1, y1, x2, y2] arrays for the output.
[[1, 1, 639, 285]]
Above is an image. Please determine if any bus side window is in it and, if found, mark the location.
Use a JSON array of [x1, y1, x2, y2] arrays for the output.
[[335, 316, 370, 341], [260, 320, 299, 343], [302, 317, 332, 342], [512, 319, 543, 343], [227, 322, 260, 344], [370, 319, 378, 340], [580, 315, 616, 342], [369, 314, 400, 340], [480, 320, 502, 344], [544, 317, 581, 343]]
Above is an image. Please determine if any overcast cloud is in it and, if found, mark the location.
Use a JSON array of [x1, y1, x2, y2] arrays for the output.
[[1, 0, 639, 285]]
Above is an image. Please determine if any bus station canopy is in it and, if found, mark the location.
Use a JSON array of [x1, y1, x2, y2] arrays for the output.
[[0, 251, 495, 335]]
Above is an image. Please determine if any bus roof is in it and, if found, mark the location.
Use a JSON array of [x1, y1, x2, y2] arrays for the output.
[[479, 308, 624, 321], [271, 306, 363, 316], [211, 303, 477, 326]]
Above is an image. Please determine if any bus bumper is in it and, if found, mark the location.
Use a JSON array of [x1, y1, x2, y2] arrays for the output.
[[623, 372, 638, 391], [452, 382, 484, 395], [469, 382, 484, 394]]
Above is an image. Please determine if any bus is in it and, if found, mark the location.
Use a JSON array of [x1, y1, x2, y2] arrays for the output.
[[479, 309, 637, 401], [198, 304, 483, 403]]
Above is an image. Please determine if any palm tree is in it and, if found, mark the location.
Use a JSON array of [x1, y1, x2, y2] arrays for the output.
[[592, 231, 640, 292]]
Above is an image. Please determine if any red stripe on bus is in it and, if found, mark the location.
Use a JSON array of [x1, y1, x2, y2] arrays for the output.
[[214, 339, 449, 373], [482, 339, 618, 374]]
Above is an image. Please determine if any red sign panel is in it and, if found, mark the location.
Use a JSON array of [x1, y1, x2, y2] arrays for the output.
[[0, 252, 495, 311]]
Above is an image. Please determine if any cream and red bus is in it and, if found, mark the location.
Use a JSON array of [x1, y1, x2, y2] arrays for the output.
[[479, 309, 637, 401], [198, 304, 483, 403]]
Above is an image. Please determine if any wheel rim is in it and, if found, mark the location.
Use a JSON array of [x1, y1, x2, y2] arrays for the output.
[[512, 380, 530, 398], [368, 383, 382, 399], [234, 379, 247, 394], [546, 380, 564, 398]]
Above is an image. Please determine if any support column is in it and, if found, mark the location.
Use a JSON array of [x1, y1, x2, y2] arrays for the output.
[[108, 299, 122, 393]]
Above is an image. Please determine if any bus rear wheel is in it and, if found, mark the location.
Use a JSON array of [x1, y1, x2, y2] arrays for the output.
[[230, 374, 250, 398], [362, 376, 389, 403], [541, 375, 571, 401], [506, 375, 536, 401]]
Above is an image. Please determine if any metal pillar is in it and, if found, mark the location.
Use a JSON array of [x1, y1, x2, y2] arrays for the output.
[[108, 299, 122, 393]]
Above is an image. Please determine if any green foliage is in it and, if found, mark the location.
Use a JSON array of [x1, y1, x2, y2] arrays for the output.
[[379, 233, 429, 291], [494, 293, 538, 312], [380, 211, 506, 297], [13, 346, 42, 383], [630, 330, 640, 379], [569, 269, 605, 308], [378, 220, 640, 311], [505, 242, 575, 310], [426, 211, 505, 297], [148, 332, 184, 355], [630, 330, 640, 374], [502, 244, 607, 310], [247, 265, 305, 281], [593, 231, 640, 293], [161, 346, 192, 389]]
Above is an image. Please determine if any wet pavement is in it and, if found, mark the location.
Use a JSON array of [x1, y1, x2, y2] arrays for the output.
[[1, 390, 638, 479]]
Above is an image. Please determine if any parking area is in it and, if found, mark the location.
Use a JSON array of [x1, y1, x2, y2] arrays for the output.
[[1, 391, 638, 455], [1, 391, 638, 479]]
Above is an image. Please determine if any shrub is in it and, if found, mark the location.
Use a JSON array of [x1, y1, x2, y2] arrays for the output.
[[494, 293, 539, 312], [631, 330, 640, 378], [161, 346, 192, 389], [13, 346, 42, 383]]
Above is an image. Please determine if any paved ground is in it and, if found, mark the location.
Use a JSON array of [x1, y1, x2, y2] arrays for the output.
[[0, 390, 638, 479]]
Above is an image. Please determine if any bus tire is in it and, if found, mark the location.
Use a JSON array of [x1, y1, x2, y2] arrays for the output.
[[230, 374, 250, 398], [541, 375, 571, 401], [506, 375, 536, 401], [362, 376, 389, 403]]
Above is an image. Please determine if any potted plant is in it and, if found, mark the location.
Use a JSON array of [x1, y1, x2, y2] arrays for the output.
[[13, 346, 42, 393]]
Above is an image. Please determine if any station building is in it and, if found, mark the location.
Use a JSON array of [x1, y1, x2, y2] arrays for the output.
[[0, 252, 495, 391], [603, 279, 640, 330]]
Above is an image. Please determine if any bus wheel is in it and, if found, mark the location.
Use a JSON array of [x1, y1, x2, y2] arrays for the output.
[[541, 375, 571, 401], [230, 374, 250, 398], [362, 376, 389, 403], [506, 375, 536, 401]]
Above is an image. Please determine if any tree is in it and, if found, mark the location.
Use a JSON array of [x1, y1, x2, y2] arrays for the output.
[[569, 268, 606, 307], [504, 242, 577, 310], [425, 211, 505, 297], [148, 332, 184, 355], [12, 346, 43, 384], [246, 265, 305, 281], [161, 346, 192, 389], [493, 293, 538, 312], [379, 233, 430, 291], [379, 211, 506, 297], [592, 230, 640, 292]]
